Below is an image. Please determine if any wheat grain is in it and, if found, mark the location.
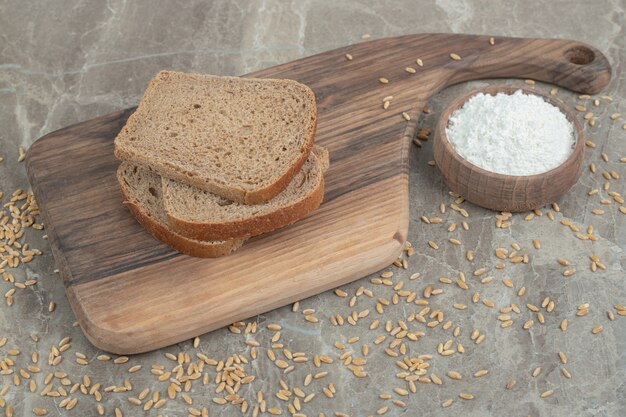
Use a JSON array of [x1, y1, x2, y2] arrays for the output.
[[561, 368, 572, 379], [563, 268, 576, 277]]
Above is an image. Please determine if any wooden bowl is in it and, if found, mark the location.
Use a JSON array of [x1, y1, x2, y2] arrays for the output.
[[433, 85, 584, 212]]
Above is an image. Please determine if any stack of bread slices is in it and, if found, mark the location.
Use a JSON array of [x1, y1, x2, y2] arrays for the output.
[[114, 70, 326, 257]]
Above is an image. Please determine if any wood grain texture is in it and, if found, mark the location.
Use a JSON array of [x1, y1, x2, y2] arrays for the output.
[[26, 34, 611, 353], [433, 85, 586, 212]]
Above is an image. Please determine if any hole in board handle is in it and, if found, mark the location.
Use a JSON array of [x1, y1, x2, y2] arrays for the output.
[[565, 46, 595, 65]]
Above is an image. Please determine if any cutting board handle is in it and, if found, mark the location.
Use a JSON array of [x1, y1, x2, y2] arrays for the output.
[[443, 36, 611, 94]]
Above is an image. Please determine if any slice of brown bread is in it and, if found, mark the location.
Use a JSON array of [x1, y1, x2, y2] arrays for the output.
[[162, 146, 329, 240], [117, 162, 245, 258], [114, 70, 317, 205]]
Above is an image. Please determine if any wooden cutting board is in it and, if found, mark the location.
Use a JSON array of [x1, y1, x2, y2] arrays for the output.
[[26, 34, 611, 354]]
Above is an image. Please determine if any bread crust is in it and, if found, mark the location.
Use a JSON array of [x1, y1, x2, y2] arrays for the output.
[[114, 73, 318, 205], [166, 175, 324, 240], [163, 147, 327, 240], [117, 169, 245, 258]]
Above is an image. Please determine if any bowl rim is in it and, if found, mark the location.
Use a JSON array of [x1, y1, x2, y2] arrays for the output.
[[435, 83, 585, 181]]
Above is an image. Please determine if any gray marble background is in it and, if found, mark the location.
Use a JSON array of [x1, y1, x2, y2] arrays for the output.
[[1, 0, 625, 416]]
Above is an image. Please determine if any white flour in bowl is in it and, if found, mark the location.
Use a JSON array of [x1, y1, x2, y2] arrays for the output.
[[445, 89, 575, 176]]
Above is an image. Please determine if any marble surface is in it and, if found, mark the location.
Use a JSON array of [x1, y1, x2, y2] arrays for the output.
[[1, 0, 625, 416]]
